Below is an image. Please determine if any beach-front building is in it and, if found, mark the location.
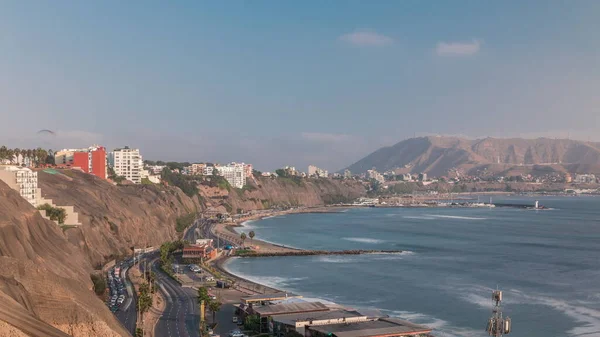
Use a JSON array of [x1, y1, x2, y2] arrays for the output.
[[305, 317, 432, 337], [109, 146, 143, 184], [272, 310, 370, 337]]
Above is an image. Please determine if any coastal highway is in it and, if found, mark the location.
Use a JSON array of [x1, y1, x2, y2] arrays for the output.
[[116, 262, 137, 335], [153, 260, 200, 337]]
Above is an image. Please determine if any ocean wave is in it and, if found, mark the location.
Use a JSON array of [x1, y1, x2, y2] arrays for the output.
[[342, 237, 385, 244], [381, 309, 480, 337], [402, 215, 436, 220], [427, 215, 487, 220], [459, 285, 600, 336], [316, 256, 357, 264]]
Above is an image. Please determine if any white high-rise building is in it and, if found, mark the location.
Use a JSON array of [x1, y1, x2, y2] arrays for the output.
[[108, 147, 143, 184], [0, 166, 39, 206], [217, 163, 246, 188]]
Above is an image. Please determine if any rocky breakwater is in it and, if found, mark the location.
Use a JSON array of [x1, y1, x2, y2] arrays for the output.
[[0, 180, 130, 337]]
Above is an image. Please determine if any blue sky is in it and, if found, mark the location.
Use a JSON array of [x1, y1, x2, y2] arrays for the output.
[[1, 1, 599, 171]]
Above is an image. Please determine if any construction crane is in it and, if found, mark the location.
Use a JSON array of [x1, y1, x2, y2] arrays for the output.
[[486, 290, 512, 336]]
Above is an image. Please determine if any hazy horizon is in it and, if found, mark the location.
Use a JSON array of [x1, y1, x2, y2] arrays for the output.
[[1, 2, 599, 171]]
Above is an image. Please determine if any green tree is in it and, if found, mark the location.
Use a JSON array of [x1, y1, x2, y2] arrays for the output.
[[137, 282, 153, 328], [240, 232, 247, 247], [249, 230, 255, 244], [208, 300, 222, 324], [197, 286, 211, 304]]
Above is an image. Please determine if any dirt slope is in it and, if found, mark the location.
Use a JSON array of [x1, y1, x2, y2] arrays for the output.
[[198, 176, 366, 213], [37, 170, 201, 267], [0, 180, 131, 337]]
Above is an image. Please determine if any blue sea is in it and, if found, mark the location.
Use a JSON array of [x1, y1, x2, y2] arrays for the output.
[[225, 196, 600, 337]]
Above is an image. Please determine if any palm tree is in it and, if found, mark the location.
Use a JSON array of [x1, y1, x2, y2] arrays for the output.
[[7, 149, 14, 164], [208, 300, 222, 324], [249, 231, 255, 244], [0, 146, 7, 162], [240, 232, 247, 247], [26, 149, 33, 166], [13, 148, 20, 164]]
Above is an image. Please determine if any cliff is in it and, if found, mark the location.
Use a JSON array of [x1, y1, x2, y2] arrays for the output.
[[198, 176, 366, 213], [0, 179, 130, 337], [344, 136, 600, 176], [37, 170, 201, 268], [0, 169, 365, 336]]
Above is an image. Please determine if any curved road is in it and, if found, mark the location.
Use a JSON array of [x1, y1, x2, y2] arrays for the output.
[[153, 261, 200, 337]]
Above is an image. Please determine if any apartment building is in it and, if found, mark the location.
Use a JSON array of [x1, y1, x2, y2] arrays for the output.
[[219, 163, 246, 188], [190, 163, 207, 175], [55, 145, 107, 179], [0, 166, 39, 206], [308, 165, 328, 178], [108, 147, 143, 184]]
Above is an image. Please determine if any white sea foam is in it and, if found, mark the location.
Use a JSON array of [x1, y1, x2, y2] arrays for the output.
[[317, 256, 357, 264], [427, 215, 487, 220], [402, 215, 436, 220], [458, 285, 600, 336], [383, 309, 480, 337], [342, 237, 385, 244]]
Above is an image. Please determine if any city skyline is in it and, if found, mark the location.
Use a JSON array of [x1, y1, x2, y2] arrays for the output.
[[1, 1, 599, 171]]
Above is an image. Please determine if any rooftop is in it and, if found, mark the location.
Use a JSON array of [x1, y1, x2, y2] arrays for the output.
[[273, 310, 366, 326], [308, 317, 432, 337], [253, 301, 330, 316], [241, 292, 301, 304]]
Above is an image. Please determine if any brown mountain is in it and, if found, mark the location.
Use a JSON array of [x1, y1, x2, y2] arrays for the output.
[[345, 136, 600, 176]]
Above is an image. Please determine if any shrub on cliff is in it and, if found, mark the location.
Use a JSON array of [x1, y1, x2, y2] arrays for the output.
[[90, 273, 106, 296]]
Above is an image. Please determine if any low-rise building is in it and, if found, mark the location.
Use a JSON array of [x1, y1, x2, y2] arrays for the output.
[[308, 165, 328, 178], [273, 310, 369, 337], [574, 174, 597, 184], [182, 244, 216, 260], [190, 163, 206, 175], [305, 317, 432, 337], [344, 169, 352, 179]]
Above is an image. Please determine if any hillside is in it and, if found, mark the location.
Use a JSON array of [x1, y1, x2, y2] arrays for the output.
[[37, 170, 201, 268], [0, 168, 365, 336], [0, 180, 130, 337], [198, 176, 366, 213], [344, 136, 600, 177]]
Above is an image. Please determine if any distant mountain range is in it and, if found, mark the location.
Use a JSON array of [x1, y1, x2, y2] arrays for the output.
[[344, 136, 600, 177]]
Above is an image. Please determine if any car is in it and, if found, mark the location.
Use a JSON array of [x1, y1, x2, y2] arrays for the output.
[[117, 298, 125, 304], [232, 317, 238, 323], [228, 330, 243, 337]]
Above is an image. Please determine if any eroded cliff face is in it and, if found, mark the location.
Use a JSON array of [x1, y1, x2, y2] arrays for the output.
[[37, 170, 201, 267], [199, 176, 367, 213], [0, 180, 130, 337]]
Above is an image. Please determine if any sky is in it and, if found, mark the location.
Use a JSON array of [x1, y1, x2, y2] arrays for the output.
[[1, 1, 599, 171]]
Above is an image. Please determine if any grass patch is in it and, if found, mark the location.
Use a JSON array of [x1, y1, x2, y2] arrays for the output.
[[234, 249, 257, 256], [176, 213, 196, 233]]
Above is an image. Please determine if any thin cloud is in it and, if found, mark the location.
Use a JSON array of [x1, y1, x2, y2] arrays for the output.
[[436, 39, 482, 56], [339, 30, 394, 47]]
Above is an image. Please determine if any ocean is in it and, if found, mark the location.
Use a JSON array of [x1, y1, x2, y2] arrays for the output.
[[224, 196, 600, 337]]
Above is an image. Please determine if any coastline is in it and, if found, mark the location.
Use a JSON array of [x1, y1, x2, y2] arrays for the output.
[[209, 206, 352, 294]]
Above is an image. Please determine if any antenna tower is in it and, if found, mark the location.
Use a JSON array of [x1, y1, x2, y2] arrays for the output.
[[486, 289, 512, 336]]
